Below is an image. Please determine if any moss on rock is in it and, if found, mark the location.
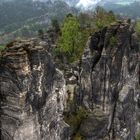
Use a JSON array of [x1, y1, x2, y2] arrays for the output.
[[64, 107, 89, 128]]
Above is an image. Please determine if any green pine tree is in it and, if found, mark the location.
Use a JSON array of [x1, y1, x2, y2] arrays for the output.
[[56, 15, 88, 63]]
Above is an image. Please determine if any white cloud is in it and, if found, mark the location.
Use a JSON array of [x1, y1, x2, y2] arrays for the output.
[[76, 0, 101, 8]]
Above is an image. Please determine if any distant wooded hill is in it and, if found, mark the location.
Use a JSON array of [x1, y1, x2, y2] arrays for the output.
[[0, 0, 78, 44], [104, 1, 140, 19], [1, 0, 140, 44]]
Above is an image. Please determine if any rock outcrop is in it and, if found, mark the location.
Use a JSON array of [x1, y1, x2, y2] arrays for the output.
[[0, 20, 140, 140], [0, 40, 68, 140], [64, 20, 140, 140]]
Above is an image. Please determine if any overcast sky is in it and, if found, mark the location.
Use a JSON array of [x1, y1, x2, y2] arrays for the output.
[[5, 0, 140, 8]]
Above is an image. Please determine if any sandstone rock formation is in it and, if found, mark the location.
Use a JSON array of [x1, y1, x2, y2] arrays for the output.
[[0, 40, 68, 140], [61, 20, 140, 140], [0, 20, 140, 140]]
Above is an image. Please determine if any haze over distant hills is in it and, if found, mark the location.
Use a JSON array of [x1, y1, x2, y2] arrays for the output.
[[1, 0, 139, 9], [35, 0, 140, 9]]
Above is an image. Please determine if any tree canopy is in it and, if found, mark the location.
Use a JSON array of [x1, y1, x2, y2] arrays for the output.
[[94, 6, 116, 29], [56, 15, 88, 63]]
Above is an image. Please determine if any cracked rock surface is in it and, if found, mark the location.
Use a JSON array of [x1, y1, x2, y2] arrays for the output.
[[0, 20, 140, 140]]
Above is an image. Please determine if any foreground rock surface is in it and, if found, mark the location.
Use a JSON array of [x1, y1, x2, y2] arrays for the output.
[[0, 20, 140, 140], [60, 21, 140, 140], [0, 40, 68, 140]]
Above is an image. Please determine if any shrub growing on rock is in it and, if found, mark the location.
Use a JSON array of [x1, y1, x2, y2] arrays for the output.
[[135, 21, 140, 39], [109, 36, 118, 46], [94, 6, 116, 29]]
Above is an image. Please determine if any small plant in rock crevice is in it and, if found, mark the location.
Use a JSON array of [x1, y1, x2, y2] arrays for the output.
[[109, 36, 118, 46]]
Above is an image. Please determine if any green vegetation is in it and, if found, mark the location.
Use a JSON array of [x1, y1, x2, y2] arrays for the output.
[[73, 132, 85, 140], [78, 7, 116, 32], [94, 6, 116, 29], [109, 36, 118, 46], [0, 45, 5, 57], [64, 107, 88, 140], [135, 133, 140, 140], [64, 107, 89, 127], [0, 45, 5, 51], [0, 0, 78, 44], [135, 21, 140, 39], [56, 15, 89, 63], [55, 8, 116, 63]]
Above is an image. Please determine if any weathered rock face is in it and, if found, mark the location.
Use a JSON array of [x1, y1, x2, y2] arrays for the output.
[[0, 21, 140, 140], [65, 21, 140, 140], [0, 40, 68, 140]]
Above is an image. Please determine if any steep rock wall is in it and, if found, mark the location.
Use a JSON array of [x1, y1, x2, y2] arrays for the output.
[[65, 21, 140, 140], [0, 40, 68, 140], [0, 20, 140, 140]]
